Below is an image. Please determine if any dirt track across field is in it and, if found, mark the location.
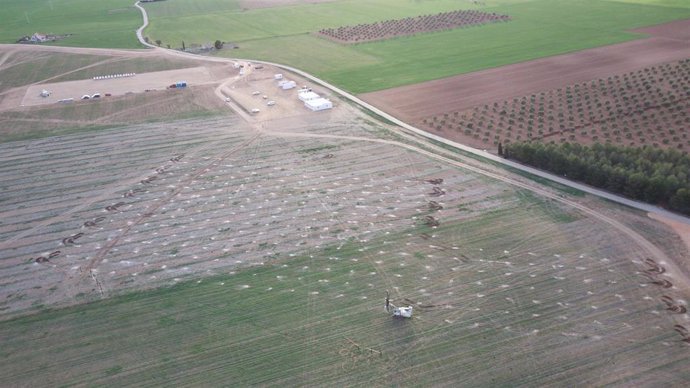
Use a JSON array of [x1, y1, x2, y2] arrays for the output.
[[360, 19, 690, 124]]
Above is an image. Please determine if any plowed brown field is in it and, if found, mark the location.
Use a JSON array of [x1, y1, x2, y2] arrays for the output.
[[360, 19, 690, 131]]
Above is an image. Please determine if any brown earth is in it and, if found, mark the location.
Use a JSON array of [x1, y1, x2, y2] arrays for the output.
[[21, 66, 219, 107], [0, 43, 338, 142], [649, 212, 690, 261], [417, 58, 689, 151], [360, 19, 690, 127]]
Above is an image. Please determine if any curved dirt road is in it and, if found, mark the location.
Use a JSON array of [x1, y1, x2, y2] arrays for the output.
[[209, 57, 690, 294], [131, 0, 690, 290], [6, 2, 682, 299], [132, 1, 690, 226]]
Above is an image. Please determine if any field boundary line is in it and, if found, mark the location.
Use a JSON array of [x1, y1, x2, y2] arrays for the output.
[[132, 1, 690, 226], [133, 0, 690, 291]]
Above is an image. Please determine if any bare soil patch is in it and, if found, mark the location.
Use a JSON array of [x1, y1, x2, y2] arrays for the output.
[[649, 212, 690, 258], [0, 86, 229, 142], [318, 10, 510, 44], [419, 59, 690, 151], [360, 19, 690, 141], [634, 18, 690, 42], [21, 66, 219, 107]]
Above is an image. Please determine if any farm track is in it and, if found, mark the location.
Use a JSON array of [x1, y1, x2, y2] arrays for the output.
[[255, 124, 690, 291], [0, 9, 689, 385], [1, 8, 686, 320], [2, 131, 688, 385]]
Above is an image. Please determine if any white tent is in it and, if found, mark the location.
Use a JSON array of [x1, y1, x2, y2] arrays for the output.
[[304, 98, 332, 111]]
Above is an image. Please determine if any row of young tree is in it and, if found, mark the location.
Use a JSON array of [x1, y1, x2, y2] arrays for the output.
[[502, 142, 690, 215]]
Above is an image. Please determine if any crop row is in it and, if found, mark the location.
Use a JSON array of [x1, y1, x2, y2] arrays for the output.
[[422, 59, 690, 152], [318, 10, 510, 44]]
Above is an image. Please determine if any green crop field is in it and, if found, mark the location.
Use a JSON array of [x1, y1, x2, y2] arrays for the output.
[[1, 196, 688, 385], [143, 0, 690, 93], [0, 0, 142, 48], [0, 52, 110, 94], [0, 114, 688, 385]]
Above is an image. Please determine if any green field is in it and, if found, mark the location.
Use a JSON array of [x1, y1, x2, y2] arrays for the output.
[[0, 52, 110, 94], [0, 113, 687, 384], [0, 0, 142, 48], [1, 105, 687, 385], [1, 196, 687, 385], [143, 0, 690, 93]]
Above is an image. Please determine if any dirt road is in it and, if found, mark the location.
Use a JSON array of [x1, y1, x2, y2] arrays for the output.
[[3, 3, 687, 306]]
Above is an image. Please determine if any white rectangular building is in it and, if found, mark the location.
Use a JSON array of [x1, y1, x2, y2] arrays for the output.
[[304, 98, 332, 111], [298, 90, 321, 102]]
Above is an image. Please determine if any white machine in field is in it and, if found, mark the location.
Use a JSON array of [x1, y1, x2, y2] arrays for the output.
[[385, 290, 413, 318]]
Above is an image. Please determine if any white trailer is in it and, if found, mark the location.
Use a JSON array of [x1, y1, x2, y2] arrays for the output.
[[279, 80, 296, 90], [304, 98, 332, 111]]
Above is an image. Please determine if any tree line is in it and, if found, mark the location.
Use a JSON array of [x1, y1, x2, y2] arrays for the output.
[[502, 142, 690, 215]]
